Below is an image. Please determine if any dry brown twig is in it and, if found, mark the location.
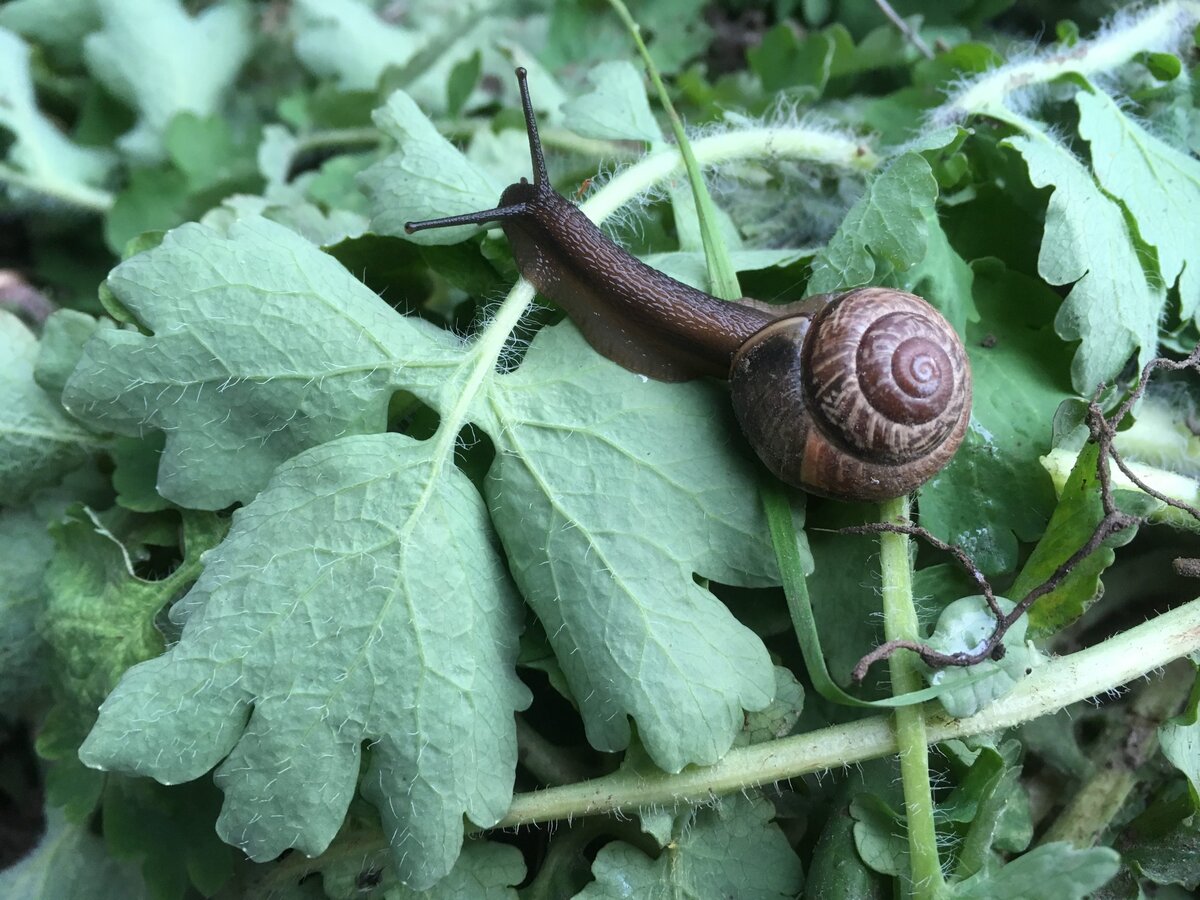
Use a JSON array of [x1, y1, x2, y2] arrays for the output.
[[845, 345, 1200, 683]]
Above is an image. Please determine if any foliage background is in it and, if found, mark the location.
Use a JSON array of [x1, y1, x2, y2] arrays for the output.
[[2, 0, 1200, 898]]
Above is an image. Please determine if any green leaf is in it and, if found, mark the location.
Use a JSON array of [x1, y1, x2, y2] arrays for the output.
[[807, 773, 889, 899], [574, 795, 804, 899], [1159, 664, 1200, 803], [61, 217, 462, 509], [483, 324, 777, 771], [0, 807, 150, 899], [807, 152, 938, 294], [543, 0, 711, 77], [83, 0, 253, 162], [43, 507, 227, 721], [1076, 89, 1200, 322], [361, 90, 503, 244], [34, 310, 105, 397], [163, 113, 253, 192], [850, 793, 908, 877], [947, 842, 1119, 899], [924, 596, 1041, 718], [0, 0, 101, 63], [1142, 51, 1183, 81], [292, 0, 419, 92], [746, 24, 833, 97], [102, 778, 234, 900], [905, 207, 977, 335], [316, 839, 524, 900], [803, 501, 884, 689], [561, 60, 662, 144], [103, 168, 190, 254], [79, 434, 531, 890], [0, 493, 64, 711], [0, 27, 115, 208], [1010, 443, 1125, 637], [109, 434, 169, 512], [446, 50, 482, 118], [1003, 128, 1162, 393], [920, 263, 1072, 576], [941, 741, 1031, 873], [1, 312, 99, 504], [735, 666, 805, 746]]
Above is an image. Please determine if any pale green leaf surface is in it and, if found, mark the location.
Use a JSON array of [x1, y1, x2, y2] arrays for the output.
[[34, 309, 105, 396], [79, 434, 530, 890], [1004, 132, 1162, 393], [0, 498, 58, 710], [807, 152, 937, 294], [317, 839, 524, 900], [61, 217, 462, 509], [1160, 716, 1200, 803], [362, 89, 504, 244], [574, 795, 804, 899], [562, 60, 662, 144], [484, 325, 778, 772], [0, 808, 150, 900], [0, 312, 98, 504], [0, 0, 100, 61], [924, 596, 1042, 718], [292, 0, 419, 91], [1159, 665, 1200, 801], [1077, 89, 1200, 321], [735, 666, 805, 746], [83, 0, 253, 162], [201, 193, 370, 247], [850, 793, 907, 877], [948, 842, 1119, 899], [0, 28, 115, 205]]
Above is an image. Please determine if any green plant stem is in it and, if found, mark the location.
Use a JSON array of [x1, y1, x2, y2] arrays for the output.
[[937, 0, 1200, 122], [496, 594, 1200, 828], [579, 126, 877, 223], [605, 0, 741, 300], [877, 495, 944, 899]]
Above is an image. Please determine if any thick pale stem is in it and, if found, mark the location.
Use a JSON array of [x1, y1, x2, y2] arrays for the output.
[[878, 495, 944, 898], [495, 595, 1200, 828], [937, 0, 1200, 122]]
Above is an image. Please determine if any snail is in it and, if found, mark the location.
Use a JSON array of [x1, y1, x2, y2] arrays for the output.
[[406, 69, 972, 502]]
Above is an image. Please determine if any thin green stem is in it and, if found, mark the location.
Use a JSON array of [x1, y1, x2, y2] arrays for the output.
[[606, 0, 741, 299], [878, 495, 944, 898]]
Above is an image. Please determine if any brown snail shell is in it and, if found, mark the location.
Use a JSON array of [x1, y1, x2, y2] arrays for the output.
[[730, 287, 972, 501]]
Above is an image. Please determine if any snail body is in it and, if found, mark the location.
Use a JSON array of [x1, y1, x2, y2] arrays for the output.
[[406, 69, 972, 502]]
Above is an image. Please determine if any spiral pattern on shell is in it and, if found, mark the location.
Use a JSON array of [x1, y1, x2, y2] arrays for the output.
[[730, 287, 972, 501]]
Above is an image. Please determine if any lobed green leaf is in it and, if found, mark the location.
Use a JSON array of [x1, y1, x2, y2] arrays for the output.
[[79, 434, 530, 890]]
